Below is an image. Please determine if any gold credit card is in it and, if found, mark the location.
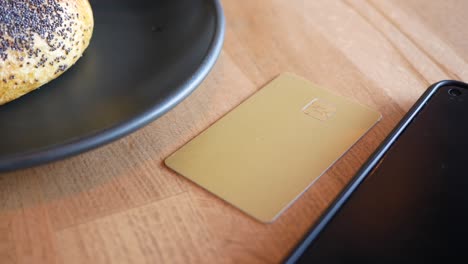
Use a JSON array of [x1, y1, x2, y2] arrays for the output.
[[165, 73, 381, 223]]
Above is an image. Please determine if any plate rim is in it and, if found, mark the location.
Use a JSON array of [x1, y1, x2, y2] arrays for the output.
[[0, 0, 225, 172]]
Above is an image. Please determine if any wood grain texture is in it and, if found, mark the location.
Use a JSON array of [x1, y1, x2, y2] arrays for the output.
[[1, 0, 466, 263]]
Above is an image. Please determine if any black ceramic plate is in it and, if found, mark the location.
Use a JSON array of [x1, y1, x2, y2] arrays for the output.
[[0, 0, 225, 172]]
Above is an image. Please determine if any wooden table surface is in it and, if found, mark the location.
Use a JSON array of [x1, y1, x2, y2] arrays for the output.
[[2, 0, 467, 263]]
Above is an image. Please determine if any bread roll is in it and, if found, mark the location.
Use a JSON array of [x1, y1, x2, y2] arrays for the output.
[[0, 0, 94, 105]]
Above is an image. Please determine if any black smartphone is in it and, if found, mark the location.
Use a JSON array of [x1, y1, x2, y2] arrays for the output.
[[285, 80, 468, 263]]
